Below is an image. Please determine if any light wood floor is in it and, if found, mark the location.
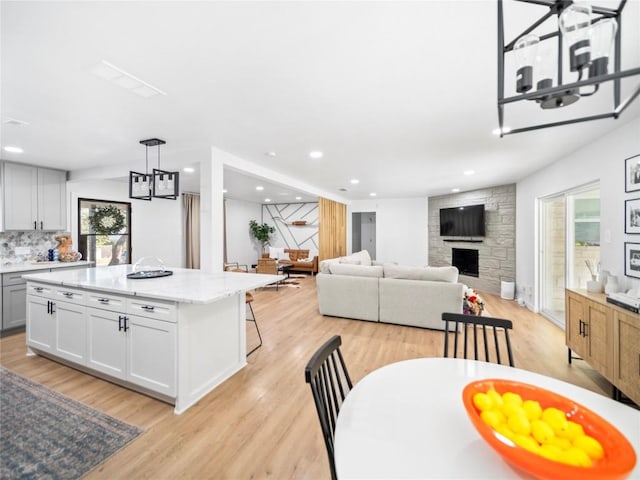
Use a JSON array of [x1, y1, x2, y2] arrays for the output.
[[0, 276, 612, 479]]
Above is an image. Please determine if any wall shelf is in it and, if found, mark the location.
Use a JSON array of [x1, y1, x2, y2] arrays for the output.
[[443, 239, 484, 243]]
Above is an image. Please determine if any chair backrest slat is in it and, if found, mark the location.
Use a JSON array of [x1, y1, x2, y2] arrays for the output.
[[305, 335, 353, 480], [441, 312, 515, 367]]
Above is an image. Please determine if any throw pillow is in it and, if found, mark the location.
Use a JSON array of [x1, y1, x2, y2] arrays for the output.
[[351, 250, 372, 266]]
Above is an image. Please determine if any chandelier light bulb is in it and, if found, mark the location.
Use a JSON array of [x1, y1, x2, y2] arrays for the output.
[[514, 34, 539, 93], [589, 18, 618, 78], [559, 2, 592, 71]]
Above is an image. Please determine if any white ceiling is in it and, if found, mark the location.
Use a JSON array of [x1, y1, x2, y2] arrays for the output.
[[2, 1, 639, 201]]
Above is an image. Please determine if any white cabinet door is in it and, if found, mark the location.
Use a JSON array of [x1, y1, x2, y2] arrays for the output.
[[54, 300, 86, 365], [2, 283, 27, 329], [26, 295, 55, 353], [38, 167, 67, 230], [87, 307, 126, 379], [2, 162, 38, 230], [127, 314, 176, 396]]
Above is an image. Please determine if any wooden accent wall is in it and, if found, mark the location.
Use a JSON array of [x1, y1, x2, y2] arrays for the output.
[[318, 197, 346, 262]]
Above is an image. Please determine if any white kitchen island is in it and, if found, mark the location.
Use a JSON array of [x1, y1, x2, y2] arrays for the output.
[[23, 265, 280, 414]]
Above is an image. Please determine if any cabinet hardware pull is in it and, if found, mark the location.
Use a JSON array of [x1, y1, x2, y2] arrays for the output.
[[50, 302, 56, 314], [34, 221, 37, 230], [118, 316, 123, 332], [638, 353, 639, 377], [40, 221, 43, 230], [579, 320, 583, 336], [47, 300, 50, 314], [583, 322, 588, 337], [141, 305, 155, 311], [98, 298, 110, 304], [124, 316, 129, 332], [34, 287, 43, 292], [63, 292, 73, 297]]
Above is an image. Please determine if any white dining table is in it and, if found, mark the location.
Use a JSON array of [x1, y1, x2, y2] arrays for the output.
[[334, 357, 640, 479]]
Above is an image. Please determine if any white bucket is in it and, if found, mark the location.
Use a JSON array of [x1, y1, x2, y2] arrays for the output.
[[501, 280, 515, 300]]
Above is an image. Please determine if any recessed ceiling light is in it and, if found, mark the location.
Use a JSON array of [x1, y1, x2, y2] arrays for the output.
[[492, 127, 512, 135], [350, 179, 360, 184], [309, 151, 323, 159], [451, 188, 461, 193], [264, 198, 271, 202], [369, 192, 377, 197], [265, 151, 277, 157], [463, 170, 475, 176], [90, 60, 166, 98], [183, 167, 195, 173], [223, 189, 228, 193], [3, 146, 23, 153], [256, 186, 264, 191], [3, 118, 29, 126], [295, 196, 302, 200]]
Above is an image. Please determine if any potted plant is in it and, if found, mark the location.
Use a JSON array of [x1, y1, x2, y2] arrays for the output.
[[249, 220, 275, 252]]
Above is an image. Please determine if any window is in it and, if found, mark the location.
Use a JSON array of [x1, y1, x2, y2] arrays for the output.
[[78, 198, 131, 266]]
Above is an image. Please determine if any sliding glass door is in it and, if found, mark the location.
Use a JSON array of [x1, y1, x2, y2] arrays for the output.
[[539, 184, 600, 327]]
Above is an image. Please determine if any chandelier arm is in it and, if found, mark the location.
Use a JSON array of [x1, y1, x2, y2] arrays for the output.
[[614, 83, 640, 116], [498, 0, 505, 135], [504, 113, 615, 135], [614, 9, 622, 107], [499, 67, 640, 104]]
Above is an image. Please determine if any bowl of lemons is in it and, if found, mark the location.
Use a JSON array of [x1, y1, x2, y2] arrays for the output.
[[462, 379, 636, 480]]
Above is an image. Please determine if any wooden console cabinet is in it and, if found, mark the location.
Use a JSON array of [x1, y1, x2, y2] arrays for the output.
[[566, 289, 640, 405]]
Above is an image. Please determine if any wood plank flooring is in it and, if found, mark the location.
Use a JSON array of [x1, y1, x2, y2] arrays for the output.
[[0, 276, 612, 479]]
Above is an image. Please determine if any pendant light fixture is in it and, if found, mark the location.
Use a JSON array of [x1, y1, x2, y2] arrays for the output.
[[497, 0, 640, 136], [129, 138, 179, 201]]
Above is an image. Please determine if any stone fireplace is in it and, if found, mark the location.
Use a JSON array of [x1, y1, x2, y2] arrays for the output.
[[452, 248, 479, 277]]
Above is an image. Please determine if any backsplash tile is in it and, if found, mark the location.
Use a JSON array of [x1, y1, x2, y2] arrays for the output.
[[0, 231, 66, 265]]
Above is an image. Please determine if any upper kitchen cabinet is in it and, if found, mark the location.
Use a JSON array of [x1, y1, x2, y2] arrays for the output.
[[1, 161, 67, 231]]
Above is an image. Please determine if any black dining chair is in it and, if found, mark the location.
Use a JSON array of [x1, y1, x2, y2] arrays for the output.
[[442, 312, 515, 367], [304, 335, 353, 480]]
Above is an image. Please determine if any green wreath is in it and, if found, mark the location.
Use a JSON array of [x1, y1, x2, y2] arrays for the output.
[[89, 205, 127, 235]]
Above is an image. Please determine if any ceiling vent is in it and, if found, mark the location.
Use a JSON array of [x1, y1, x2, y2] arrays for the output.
[[91, 60, 166, 98]]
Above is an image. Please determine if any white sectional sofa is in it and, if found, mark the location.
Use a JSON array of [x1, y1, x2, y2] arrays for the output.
[[316, 250, 463, 330]]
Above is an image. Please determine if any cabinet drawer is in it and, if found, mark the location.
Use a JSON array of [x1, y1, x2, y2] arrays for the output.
[[52, 286, 85, 305], [27, 282, 55, 297], [2, 271, 29, 286], [127, 297, 176, 322], [86, 291, 126, 312]]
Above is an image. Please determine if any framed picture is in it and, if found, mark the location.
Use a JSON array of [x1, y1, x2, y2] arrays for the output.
[[625, 154, 640, 192], [625, 198, 640, 233], [624, 242, 640, 279]]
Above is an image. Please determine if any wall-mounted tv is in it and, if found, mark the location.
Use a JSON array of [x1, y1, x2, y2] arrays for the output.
[[439, 204, 485, 237]]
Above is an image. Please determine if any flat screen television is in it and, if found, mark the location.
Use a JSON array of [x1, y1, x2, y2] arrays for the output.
[[439, 204, 485, 237]]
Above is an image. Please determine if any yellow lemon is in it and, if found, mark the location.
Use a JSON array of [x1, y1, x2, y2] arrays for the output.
[[508, 413, 531, 436], [573, 435, 604, 461], [557, 420, 585, 441], [558, 447, 593, 467], [531, 419, 555, 445], [542, 407, 568, 434], [539, 444, 563, 462], [522, 400, 543, 421], [487, 389, 504, 408], [473, 392, 494, 412], [513, 434, 540, 454], [548, 436, 573, 450], [502, 391, 523, 406], [495, 423, 516, 442], [502, 402, 526, 419], [481, 410, 506, 429]]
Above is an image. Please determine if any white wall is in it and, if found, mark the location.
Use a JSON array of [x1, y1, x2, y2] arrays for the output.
[[348, 197, 428, 266], [225, 198, 262, 268], [67, 179, 183, 267], [516, 117, 640, 308]]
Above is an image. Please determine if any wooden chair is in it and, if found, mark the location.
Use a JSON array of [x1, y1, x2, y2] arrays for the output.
[[304, 335, 353, 480], [230, 268, 262, 355], [442, 312, 515, 367]]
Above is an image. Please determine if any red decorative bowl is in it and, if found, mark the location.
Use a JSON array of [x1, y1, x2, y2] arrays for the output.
[[462, 379, 637, 480]]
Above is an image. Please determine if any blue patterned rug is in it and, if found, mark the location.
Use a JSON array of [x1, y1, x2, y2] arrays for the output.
[[0, 367, 143, 479]]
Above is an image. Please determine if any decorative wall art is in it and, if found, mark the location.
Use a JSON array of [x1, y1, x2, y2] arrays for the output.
[[624, 154, 640, 192], [624, 242, 640, 279], [625, 198, 640, 234]]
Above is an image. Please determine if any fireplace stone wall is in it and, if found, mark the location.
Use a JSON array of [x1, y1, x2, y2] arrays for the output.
[[428, 184, 516, 295]]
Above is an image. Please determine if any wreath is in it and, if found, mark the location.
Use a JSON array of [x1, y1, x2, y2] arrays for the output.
[[89, 205, 127, 235]]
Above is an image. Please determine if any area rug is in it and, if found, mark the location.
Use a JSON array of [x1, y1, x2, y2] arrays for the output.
[[0, 367, 143, 480]]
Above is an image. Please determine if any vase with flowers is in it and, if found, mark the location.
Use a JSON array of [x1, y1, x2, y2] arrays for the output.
[[463, 287, 485, 316]]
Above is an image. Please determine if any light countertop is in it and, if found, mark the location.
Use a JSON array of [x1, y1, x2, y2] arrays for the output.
[[0, 261, 93, 274], [22, 265, 282, 304]]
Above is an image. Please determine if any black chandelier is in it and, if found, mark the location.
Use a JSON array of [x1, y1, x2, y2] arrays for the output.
[[497, 0, 640, 136], [129, 138, 179, 200]]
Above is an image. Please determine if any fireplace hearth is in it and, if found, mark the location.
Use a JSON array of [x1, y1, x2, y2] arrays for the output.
[[452, 248, 479, 277]]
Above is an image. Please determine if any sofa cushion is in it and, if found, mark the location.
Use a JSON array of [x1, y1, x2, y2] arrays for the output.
[[329, 263, 384, 278], [350, 250, 372, 266], [383, 264, 459, 282], [340, 257, 361, 265]]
